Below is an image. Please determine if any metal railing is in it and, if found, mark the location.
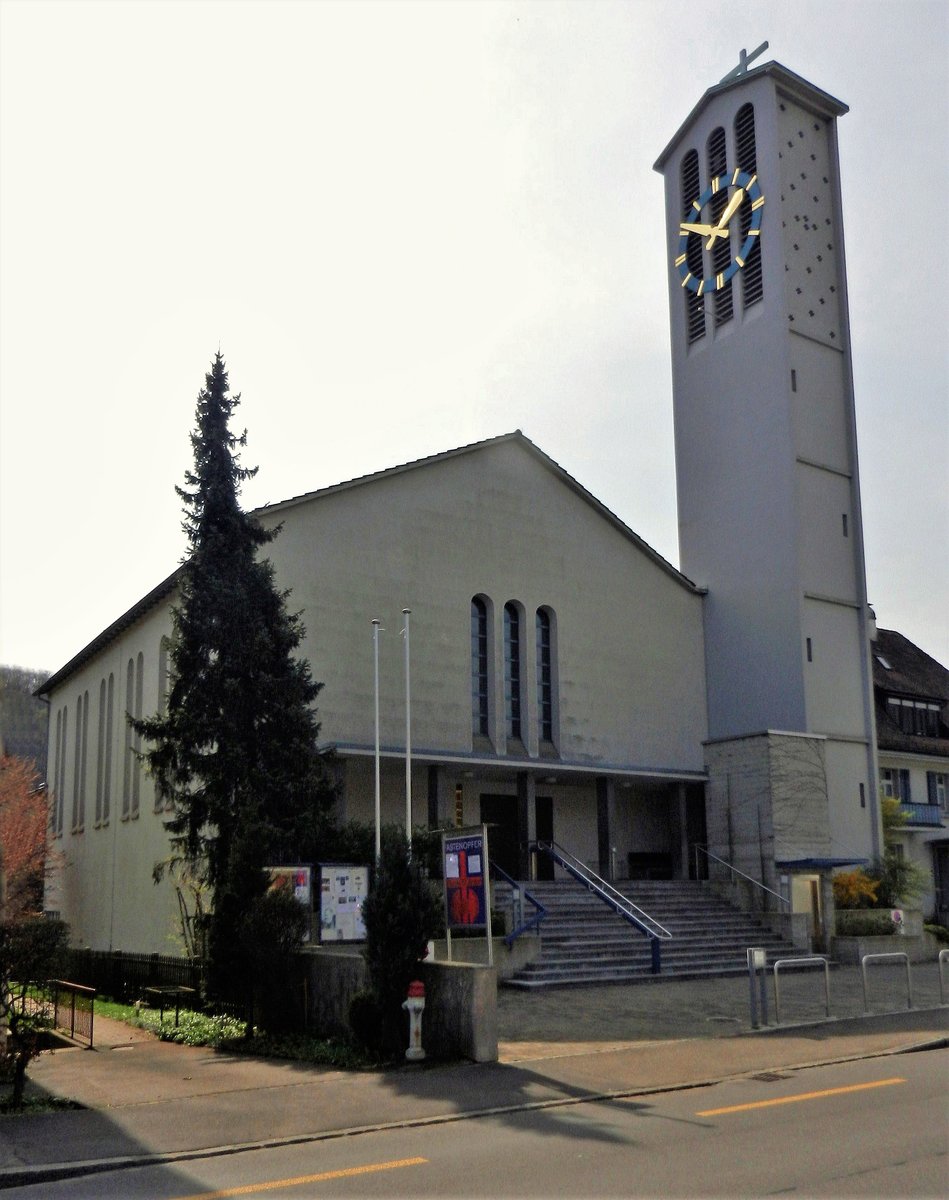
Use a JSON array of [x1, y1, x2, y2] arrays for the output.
[[533, 840, 672, 973], [489, 861, 547, 947], [50, 980, 95, 1048], [772, 956, 831, 1024], [861, 952, 912, 1013], [695, 845, 789, 909]]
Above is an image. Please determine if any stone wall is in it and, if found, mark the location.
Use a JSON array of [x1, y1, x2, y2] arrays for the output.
[[300, 947, 498, 1062]]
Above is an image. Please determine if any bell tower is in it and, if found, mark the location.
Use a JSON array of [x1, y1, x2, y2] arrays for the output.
[[654, 54, 881, 890]]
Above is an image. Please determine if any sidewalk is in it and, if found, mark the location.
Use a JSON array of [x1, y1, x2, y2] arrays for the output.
[[0, 963, 945, 1190]]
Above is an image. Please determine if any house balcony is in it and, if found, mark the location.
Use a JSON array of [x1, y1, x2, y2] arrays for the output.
[[899, 803, 945, 828]]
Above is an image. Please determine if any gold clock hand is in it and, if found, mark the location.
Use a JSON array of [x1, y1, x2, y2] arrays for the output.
[[679, 222, 718, 236], [705, 187, 745, 250]]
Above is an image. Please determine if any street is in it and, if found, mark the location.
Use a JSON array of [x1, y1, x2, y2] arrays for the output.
[[10, 1048, 946, 1198]]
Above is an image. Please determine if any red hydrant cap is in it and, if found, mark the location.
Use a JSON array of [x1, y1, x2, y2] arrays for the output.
[[407, 980, 425, 998]]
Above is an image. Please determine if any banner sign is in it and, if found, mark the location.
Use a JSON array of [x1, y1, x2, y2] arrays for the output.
[[319, 863, 369, 943], [443, 827, 489, 931]]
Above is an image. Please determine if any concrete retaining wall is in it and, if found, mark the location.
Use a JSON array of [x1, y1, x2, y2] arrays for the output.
[[299, 947, 498, 1062]]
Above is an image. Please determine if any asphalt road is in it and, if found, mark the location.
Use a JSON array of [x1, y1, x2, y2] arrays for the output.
[[8, 1048, 947, 1198]]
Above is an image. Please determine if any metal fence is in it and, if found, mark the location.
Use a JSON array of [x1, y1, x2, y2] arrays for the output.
[[50, 980, 95, 1047], [64, 949, 204, 1003]]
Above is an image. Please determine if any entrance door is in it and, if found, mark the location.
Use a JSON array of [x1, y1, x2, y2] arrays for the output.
[[535, 796, 554, 880], [479, 795, 518, 879]]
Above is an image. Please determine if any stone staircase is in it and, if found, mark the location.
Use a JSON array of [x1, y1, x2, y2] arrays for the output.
[[497, 877, 809, 989]]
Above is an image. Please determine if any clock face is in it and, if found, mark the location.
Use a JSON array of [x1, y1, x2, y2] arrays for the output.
[[675, 169, 764, 295]]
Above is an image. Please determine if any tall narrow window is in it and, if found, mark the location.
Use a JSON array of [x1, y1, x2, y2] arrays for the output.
[[74, 690, 89, 831], [471, 598, 489, 738], [680, 149, 705, 344], [734, 102, 763, 308], [707, 126, 734, 328], [103, 672, 114, 823], [504, 602, 522, 742], [96, 679, 106, 825], [122, 658, 134, 818], [155, 638, 171, 810], [536, 608, 553, 744], [132, 651, 144, 817], [53, 706, 67, 836]]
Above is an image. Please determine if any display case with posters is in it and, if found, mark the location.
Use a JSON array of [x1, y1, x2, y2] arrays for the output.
[[266, 866, 313, 942], [319, 863, 369, 942]]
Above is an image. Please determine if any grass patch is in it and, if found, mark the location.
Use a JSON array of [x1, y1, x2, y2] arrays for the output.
[[94, 998, 374, 1068]]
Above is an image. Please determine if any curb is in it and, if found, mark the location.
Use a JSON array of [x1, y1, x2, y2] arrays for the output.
[[1, 1032, 946, 1190]]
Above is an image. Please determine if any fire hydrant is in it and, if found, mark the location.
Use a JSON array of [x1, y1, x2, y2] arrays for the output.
[[402, 980, 426, 1061]]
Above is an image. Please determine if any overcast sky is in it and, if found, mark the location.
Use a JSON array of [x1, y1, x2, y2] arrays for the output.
[[1, 0, 946, 677]]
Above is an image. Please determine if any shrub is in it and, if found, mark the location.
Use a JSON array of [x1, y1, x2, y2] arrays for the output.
[[0, 918, 70, 1107], [835, 909, 899, 937], [357, 827, 442, 1057], [832, 869, 879, 910], [867, 852, 927, 908]]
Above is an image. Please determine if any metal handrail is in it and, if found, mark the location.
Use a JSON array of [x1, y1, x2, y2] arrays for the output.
[[533, 841, 672, 941], [489, 861, 548, 947], [695, 845, 789, 907]]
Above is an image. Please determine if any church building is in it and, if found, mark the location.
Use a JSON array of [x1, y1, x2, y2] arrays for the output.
[[42, 56, 898, 958]]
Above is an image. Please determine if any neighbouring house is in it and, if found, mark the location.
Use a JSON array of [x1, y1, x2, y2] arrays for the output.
[[871, 625, 949, 924]]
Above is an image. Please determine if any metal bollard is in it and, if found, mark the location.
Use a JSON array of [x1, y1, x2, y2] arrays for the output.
[[402, 980, 426, 1061]]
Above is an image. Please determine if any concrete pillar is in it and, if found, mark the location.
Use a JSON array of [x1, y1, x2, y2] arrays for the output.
[[676, 782, 690, 880], [596, 777, 617, 879], [516, 772, 536, 879], [427, 765, 453, 828]]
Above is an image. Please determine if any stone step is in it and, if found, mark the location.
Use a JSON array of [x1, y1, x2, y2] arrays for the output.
[[497, 876, 805, 990]]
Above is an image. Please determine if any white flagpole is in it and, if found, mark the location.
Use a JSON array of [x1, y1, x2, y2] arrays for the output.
[[402, 608, 412, 847], [372, 618, 382, 862]]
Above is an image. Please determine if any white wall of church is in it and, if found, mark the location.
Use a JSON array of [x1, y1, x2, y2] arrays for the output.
[[257, 439, 708, 775], [45, 601, 185, 954]]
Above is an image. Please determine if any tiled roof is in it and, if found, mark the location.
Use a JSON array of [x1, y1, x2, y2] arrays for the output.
[[872, 629, 949, 702], [873, 628, 949, 759]]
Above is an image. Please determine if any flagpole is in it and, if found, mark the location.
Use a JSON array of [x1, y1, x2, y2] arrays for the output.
[[402, 608, 412, 847], [372, 618, 382, 862]]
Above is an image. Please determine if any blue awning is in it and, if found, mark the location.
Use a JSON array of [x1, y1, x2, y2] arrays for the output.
[[776, 858, 869, 870]]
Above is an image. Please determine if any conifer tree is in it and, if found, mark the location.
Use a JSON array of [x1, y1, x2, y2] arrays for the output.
[[136, 354, 335, 997]]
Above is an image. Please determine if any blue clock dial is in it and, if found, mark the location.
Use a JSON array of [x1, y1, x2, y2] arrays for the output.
[[675, 169, 764, 295]]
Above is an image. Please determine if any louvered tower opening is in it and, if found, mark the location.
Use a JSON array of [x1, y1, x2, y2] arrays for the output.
[[707, 126, 734, 327], [680, 149, 705, 344], [735, 102, 763, 308]]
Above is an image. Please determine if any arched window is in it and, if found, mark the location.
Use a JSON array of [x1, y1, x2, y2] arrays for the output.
[[156, 638, 171, 810], [536, 608, 555, 744], [504, 602, 523, 742], [132, 651, 144, 817], [706, 126, 734, 328], [734, 102, 763, 308], [72, 689, 89, 831], [53, 706, 67, 836], [122, 658, 134, 819], [680, 148, 705, 345], [471, 597, 490, 738], [97, 672, 114, 825]]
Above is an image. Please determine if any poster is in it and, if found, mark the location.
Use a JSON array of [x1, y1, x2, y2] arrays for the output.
[[267, 865, 313, 942], [319, 863, 369, 942], [443, 827, 489, 930]]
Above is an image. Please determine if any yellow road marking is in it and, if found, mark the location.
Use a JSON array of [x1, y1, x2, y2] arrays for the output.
[[174, 1156, 428, 1200], [697, 1077, 906, 1117]]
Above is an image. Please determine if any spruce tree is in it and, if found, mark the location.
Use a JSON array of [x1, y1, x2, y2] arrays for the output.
[[136, 353, 335, 998]]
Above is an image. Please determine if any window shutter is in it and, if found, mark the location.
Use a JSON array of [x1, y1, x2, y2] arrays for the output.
[[928, 772, 938, 805], [899, 768, 911, 803]]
